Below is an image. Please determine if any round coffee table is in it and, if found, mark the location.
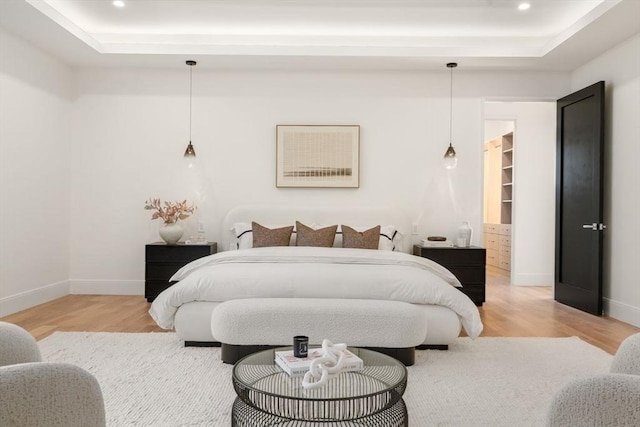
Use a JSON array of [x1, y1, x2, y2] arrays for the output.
[[231, 347, 408, 426]]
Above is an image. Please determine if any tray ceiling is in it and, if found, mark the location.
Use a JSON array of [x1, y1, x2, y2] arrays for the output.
[[0, 0, 638, 70]]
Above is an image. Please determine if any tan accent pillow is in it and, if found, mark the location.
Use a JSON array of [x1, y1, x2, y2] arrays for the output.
[[341, 225, 380, 250], [251, 222, 294, 248], [295, 221, 337, 248]]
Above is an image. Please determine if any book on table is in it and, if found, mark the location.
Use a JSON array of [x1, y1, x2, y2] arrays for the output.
[[420, 238, 454, 247], [274, 348, 364, 377]]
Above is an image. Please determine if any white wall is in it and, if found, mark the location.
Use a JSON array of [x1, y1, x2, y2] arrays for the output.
[[0, 29, 72, 316], [571, 33, 640, 327], [484, 120, 514, 143], [68, 68, 570, 294], [484, 102, 557, 286]]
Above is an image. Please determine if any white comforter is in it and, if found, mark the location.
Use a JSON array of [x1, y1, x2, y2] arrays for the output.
[[149, 247, 484, 338]]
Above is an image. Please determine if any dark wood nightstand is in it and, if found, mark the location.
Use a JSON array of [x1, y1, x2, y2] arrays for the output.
[[145, 242, 217, 302], [413, 245, 486, 306]]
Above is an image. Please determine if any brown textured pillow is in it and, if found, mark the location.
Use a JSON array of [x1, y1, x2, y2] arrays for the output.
[[296, 221, 337, 247], [251, 222, 294, 248], [341, 225, 381, 250]]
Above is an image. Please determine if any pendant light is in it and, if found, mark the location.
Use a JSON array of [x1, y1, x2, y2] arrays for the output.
[[184, 60, 197, 158], [444, 62, 458, 169]]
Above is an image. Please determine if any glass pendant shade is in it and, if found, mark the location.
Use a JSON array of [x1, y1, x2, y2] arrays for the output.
[[184, 141, 196, 157], [444, 143, 458, 169]]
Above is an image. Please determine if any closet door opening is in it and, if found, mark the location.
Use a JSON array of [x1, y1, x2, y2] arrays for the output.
[[483, 120, 515, 280]]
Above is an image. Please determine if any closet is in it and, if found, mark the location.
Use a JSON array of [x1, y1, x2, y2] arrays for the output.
[[483, 131, 513, 272]]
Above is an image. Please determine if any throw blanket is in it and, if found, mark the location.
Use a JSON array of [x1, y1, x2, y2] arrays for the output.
[[149, 247, 484, 338]]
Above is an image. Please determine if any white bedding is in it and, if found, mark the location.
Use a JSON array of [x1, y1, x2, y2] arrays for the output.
[[149, 247, 484, 339]]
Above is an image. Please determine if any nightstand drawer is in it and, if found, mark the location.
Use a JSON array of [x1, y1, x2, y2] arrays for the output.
[[145, 262, 186, 280], [145, 242, 217, 302], [447, 266, 485, 284], [413, 247, 485, 266], [457, 283, 485, 304], [146, 243, 216, 262], [413, 245, 486, 306], [145, 280, 176, 300]]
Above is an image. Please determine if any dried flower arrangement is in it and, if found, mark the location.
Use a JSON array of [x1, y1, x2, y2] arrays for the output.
[[144, 198, 195, 224]]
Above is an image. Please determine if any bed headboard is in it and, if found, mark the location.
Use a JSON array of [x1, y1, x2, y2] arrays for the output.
[[221, 204, 411, 253]]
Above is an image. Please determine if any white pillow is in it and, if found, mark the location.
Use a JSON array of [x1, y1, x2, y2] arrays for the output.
[[233, 222, 253, 249], [378, 225, 403, 251]]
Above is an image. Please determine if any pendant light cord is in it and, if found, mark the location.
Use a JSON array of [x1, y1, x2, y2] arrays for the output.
[[449, 64, 453, 145], [189, 65, 193, 142]]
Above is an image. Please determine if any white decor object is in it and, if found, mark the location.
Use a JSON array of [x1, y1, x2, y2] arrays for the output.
[[458, 221, 472, 247], [274, 347, 363, 377], [159, 223, 184, 245], [301, 339, 349, 390], [144, 198, 195, 245], [38, 333, 613, 427]]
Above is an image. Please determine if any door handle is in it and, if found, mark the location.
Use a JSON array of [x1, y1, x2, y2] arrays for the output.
[[582, 223, 607, 231]]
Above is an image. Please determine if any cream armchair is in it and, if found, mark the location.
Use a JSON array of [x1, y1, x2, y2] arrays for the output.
[[0, 321, 106, 427], [0, 321, 42, 366], [546, 333, 640, 427]]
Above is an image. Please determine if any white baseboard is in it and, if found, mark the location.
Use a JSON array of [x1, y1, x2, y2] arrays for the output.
[[0, 280, 69, 317], [511, 273, 554, 286], [604, 298, 640, 328], [70, 280, 144, 295]]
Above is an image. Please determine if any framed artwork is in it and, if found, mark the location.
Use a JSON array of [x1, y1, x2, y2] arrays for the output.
[[276, 125, 360, 188]]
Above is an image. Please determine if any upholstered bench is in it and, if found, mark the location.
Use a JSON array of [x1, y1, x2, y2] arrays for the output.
[[211, 298, 428, 365]]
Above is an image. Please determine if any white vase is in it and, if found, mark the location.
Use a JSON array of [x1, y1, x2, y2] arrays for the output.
[[159, 222, 184, 245], [458, 221, 473, 247]]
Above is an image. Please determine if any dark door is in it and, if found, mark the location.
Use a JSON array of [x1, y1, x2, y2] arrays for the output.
[[555, 81, 605, 315]]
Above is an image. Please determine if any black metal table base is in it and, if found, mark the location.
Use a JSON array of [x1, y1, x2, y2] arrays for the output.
[[231, 396, 408, 427]]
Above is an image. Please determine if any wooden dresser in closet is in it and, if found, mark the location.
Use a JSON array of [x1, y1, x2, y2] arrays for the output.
[[484, 224, 511, 271]]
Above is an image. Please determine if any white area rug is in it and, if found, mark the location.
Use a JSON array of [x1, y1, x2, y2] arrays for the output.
[[38, 333, 612, 427]]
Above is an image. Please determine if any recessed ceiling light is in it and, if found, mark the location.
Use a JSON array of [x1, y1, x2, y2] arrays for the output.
[[112, 0, 125, 8], [518, 3, 531, 11]]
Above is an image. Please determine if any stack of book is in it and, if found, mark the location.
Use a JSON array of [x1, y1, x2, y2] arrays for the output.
[[420, 238, 454, 247], [275, 348, 364, 377]]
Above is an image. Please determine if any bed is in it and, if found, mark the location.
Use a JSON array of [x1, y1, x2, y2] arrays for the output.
[[149, 205, 483, 348]]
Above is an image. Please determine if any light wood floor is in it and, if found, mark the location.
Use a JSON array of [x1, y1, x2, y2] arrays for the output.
[[2, 267, 638, 355]]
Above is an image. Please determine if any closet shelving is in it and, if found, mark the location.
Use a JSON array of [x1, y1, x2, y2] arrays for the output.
[[484, 131, 513, 271]]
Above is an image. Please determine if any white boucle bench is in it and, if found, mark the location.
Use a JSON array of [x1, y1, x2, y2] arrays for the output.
[[210, 298, 429, 366]]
